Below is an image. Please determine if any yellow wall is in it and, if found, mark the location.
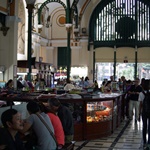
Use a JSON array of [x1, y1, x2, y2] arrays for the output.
[[95, 47, 150, 63]]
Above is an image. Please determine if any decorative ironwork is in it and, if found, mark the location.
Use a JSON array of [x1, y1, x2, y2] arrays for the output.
[[89, 0, 150, 48], [38, 0, 67, 24], [71, 0, 79, 28]]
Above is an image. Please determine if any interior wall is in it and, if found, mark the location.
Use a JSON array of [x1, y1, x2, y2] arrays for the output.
[[40, 47, 54, 64], [138, 47, 150, 63], [95, 47, 150, 63], [117, 47, 135, 63], [95, 47, 114, 62], [51, 8, 67, 39]]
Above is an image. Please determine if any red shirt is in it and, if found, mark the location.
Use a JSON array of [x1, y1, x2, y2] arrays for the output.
[[47, 113, 65, 146]]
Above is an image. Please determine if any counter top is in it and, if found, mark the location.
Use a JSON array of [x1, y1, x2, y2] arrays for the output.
[[0, 92, 123, 103]]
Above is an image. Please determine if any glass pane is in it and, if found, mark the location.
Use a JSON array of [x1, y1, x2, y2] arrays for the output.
[[87, 100, 113, 123], [96, 63, 135, 86], [138, 63, 150, 79], [96, 62, 150, 87], [116, 63, 134, 80]]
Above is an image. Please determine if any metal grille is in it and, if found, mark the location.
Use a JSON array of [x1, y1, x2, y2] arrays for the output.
[[89, 0, 150, 48]]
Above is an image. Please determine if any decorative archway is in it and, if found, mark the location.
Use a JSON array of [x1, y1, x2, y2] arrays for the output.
[[38, 0, 79, 81], [38, 0, 67, 24]]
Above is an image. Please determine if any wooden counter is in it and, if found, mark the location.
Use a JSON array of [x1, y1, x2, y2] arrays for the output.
[[0, 92, 124, 141], [58, 93, 124, 141]]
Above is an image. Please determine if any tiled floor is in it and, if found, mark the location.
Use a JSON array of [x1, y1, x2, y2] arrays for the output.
[[74, 118, 144, 150]]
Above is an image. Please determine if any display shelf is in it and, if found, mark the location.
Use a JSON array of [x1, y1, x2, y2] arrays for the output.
[[58, 93, 124, 141], [86, 101, 113, 123]]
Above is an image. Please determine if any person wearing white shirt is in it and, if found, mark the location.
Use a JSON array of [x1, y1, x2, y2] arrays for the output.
[[21, 75, 29, 88], [64, 80, 75, 91]]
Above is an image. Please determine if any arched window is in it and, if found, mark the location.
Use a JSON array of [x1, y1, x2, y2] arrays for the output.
[[89, 0, 150, 48]]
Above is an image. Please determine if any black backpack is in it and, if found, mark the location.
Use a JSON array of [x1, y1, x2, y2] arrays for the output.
[[142, 91, 150, 118]]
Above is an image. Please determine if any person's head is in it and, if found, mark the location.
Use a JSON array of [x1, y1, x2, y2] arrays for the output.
[[121, 76, 125, 81], [134, 77, 140, 86], [85, 76, 89, 81], [105, 81, 111, 87], [1, 109, 23, 130], [27, 101, 40, 114], [48, 98, 61, 112], [38, 102, 49, 113], [110, 76, 114, 81], [126, 80, 131, 85], [6, 79, 13, 88], [102, 81, 106, 86], [17, 76, 22, 81], [39, 78, 45, 87], [81, 77, 84, 81]]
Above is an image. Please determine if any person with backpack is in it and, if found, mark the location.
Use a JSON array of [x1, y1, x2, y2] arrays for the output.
[[139, 79, 150, 150]]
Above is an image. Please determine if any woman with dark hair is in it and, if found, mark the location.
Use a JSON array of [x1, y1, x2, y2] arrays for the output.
[[139, 79, 150, 149], [5, 79, 13, 89], [5, 79, 14, 94], [21, 101, 56, 150], [5, 79, 15, 106], [103, 81, 112, 93]]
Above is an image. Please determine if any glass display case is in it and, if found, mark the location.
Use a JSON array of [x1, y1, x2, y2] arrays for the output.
[[59, 93, 124, 141], [87, 101, 113, 123]]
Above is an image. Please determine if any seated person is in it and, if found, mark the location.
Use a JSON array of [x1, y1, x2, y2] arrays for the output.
[[100, 80, 107, 93], [93, 80, 99, 92], [48, 98, 74, 144], [21, 101, 56, 150], [83, 76, 90, 88], [21, 75, 29, 88], [34, 78, 46, 90], [5, 79, 14, 94], [0, 109, 25, 150], [103, 81, 112, 93], [17, 76, 24, 90], [4, 79, 15, 106], [79, 77, 84, 87], [39, 103, 65, 149], [64, 80, 75, 91]]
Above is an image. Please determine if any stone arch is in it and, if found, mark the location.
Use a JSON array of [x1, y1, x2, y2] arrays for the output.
[[38, 0, 67, 24]]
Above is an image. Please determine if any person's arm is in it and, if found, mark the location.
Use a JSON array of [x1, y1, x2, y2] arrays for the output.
[[128, 91, 135, 94], [128, 85, 134, 94]]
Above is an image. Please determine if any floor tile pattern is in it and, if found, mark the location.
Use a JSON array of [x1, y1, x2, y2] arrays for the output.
[[74, 119, 144, 150]]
